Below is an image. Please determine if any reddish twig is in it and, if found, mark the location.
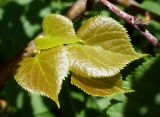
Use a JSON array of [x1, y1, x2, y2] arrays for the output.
[[116, 0, 160, 22], [100, 0, 160, 47]]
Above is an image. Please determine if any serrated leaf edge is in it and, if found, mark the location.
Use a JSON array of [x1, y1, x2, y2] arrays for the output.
[[71, 76, 131, 97]]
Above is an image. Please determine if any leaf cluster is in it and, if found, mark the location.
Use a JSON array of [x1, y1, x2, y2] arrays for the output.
[[15, 14, 144, 107]]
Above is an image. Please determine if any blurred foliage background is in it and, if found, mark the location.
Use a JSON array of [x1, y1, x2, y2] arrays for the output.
[[0, 0, 160, 117]]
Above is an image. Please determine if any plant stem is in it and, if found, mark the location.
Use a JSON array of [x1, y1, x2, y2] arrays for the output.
[[100, 0, 160, 47]]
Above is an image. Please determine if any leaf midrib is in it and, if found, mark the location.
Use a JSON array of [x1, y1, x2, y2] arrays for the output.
[[73, 46, 119, 77], [35, 57, 56, 99]]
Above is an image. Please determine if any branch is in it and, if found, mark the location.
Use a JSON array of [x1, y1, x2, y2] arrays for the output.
[[100, 0, 160, 47], [65, 0, 97, 20], [116, 0, 160, 22], [65, 0, 87, 20]]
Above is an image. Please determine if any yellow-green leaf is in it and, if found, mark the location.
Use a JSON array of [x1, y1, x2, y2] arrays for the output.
[[34, 35, 83, 50], [43, 14, 76, 38], [34, 14, 81, 50], [77, 16, 138, 55], [71, 74, 126, 96], [68, 44, 141, 78], [15, 46, 70, 107]]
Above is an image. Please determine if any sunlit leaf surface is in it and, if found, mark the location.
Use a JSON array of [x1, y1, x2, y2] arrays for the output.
[[43, 14, 76, 38], [15, 14, 145, 108], [0, 0, 158, 115], [34, 14, 79, 50], [34, 36, 83, 50], [71, 74, 126, 96], [77, 16, 139, 55], [15, 46, 70, 107], [68, 44, 140, 77]]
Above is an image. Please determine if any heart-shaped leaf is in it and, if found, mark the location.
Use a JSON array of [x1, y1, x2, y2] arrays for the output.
[[71, 74, 127, 96], [77, 16, 139, 56], [68, 44, 141, 78], [15, 46, 70, 107], [43, 14, 76, 38], [34, 14, 81, 50]]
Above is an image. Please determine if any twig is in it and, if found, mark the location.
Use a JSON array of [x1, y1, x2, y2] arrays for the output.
[[65, 0, 87, 20], [65, 0, 97, 20], [100, 0, 160, 47], [116, 0, 160, 22]]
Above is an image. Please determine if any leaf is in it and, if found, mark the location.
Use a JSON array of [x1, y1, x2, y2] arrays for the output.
[[34, 35, 83, 50], [77, 16, 139, 56], [68, 44, 141, 78], [106, 102, 126, 117], [34, 14, 81, 50], [71, 73, 127, 96], [43, 14, 76, 38], [140, 1, 160, 16], [15, 46, 70, 107], [120, 55, 160, 117]]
